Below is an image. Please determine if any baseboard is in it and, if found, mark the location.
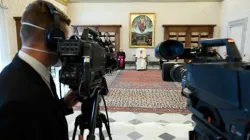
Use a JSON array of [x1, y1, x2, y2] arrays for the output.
[[126, 61, 135, 65], [126, 61, 160, 65]]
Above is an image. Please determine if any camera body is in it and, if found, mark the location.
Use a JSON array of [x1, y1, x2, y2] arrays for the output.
[[57, 28, 117, 100], [155, 38, 250, 140]]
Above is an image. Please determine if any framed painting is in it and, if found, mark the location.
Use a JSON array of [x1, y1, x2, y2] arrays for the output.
[[129, 13, 156, 48], [55, 0, 67, 6]]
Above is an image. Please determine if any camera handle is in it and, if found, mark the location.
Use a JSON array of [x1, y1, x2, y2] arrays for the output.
[[199, 38, 242, 62], [80, 56, 90, 98]]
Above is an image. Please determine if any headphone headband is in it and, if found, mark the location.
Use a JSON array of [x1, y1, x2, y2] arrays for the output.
[[42, 1, 65, 51], [44, 2, 60, 29]]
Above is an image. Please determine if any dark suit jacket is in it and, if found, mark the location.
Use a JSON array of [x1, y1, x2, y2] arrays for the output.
[[0, 55, 73, 140]]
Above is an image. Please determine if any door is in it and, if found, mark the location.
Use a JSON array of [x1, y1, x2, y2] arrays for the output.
[[228, 18, 248, 59]]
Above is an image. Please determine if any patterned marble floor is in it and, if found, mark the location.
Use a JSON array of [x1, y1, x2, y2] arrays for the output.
[[66, 111, 195, 140], [53, 66, 195, 139]]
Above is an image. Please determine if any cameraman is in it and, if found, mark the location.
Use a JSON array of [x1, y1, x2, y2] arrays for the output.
[[0, 1, 78, 140]]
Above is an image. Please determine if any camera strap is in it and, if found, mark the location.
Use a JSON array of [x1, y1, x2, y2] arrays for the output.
[[22, 46, 57, 55], [21, 22, 45, 30]]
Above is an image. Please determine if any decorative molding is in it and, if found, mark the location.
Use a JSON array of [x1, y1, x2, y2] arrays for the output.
[[55, 0, 67, 6], [227, 18, 248, 56], [0, 3, 7, 9], [68, 0, 222, 3]]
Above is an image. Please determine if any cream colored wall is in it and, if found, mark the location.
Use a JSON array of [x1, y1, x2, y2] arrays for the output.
[[2, 0, 67, 60], [67, 2, 221, 61], [220, 0, 250, 61]]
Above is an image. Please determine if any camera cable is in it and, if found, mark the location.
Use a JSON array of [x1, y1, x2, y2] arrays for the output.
[[101, 94, 113, 140]]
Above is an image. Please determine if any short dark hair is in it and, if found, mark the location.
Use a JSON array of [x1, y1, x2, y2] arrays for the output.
[[20, 0, 71, 44]]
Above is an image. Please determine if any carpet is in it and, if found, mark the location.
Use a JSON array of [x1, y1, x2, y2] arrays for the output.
[[109, 70, 182, 90], [74, 70, 189, 114]]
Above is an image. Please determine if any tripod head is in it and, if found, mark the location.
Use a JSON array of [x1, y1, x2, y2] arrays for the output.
[[72, 80, 112, 140], [74, 76, 109, 103]]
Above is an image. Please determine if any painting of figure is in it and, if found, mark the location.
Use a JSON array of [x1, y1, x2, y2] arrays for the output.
[[55, 0, 67, 6], [130, 13, 155, 48]]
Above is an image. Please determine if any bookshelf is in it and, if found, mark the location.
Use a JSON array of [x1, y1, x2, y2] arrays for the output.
[[162, 25, 216, 48]]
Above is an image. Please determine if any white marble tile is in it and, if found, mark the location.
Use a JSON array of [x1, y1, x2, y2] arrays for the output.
[[135, 113, 161, 123], [163, 123, 193, 138], [185, 114, 193, 121], [174, 138, 189, 140], [134, 123, 166, 137], [138, 135, 163, 140], [111, 135, 131, 140], [110, 122, 135, 135], [110, 112, 136, 122], [159, 113, 188, 124], [66, 111, 81, 131]]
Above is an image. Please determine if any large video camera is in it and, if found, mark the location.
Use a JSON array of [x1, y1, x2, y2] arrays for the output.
[[57, 28, 116, 100], [57, 28, 116, 140], [155, 38, 250, 140]]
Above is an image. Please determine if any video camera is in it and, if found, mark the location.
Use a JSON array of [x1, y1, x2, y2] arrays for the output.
[[57, 28, 116, 140], [155, 38, 250, 140], [57, 28, 117, 101]]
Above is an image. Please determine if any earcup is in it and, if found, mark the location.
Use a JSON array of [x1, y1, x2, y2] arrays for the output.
[[45, 24, 65, 52], [69, 35, 80, 40]]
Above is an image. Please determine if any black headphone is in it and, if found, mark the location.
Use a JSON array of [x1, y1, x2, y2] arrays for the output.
[[43, 2, 65, 52]]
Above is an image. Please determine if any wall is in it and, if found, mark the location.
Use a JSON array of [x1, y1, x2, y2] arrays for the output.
[[68, 2, 221, 61], [2, 0, 67, 60], [220, 0, 250, 61]]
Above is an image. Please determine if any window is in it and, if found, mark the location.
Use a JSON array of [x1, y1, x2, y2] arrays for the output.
[[0, 3, 9, 72]]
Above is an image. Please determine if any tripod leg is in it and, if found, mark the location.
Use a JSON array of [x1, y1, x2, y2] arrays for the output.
[[77, 129, 84, 140], [72, 123, 78, 140], [99, 127, 105, 140], [100, 114, 112, 140], [80, 129, 84, 136]]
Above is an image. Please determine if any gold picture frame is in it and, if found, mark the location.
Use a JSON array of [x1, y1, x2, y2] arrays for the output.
[[129, 13, 156, 48], [55, 0, 67, 6]]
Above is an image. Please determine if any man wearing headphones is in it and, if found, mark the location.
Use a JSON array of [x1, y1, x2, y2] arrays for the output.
[[0, 1, 78, 140]]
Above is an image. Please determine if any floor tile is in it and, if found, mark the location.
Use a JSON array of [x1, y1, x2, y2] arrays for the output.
[[110, 122, 135, 135], [127, 131, 144, 140], [67, 111, 194, 140], [135, 113, 161, 122], [110, 112, 136, 122], [129, 119, 143, 125], [134, 123, 166, 137], [159, 132, 176, 140]]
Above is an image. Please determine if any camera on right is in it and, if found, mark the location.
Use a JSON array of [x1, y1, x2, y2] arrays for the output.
[[155, 38, 250, 140]]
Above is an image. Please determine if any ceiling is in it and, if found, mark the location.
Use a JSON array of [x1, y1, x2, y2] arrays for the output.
[[68, 0, 223, 3]]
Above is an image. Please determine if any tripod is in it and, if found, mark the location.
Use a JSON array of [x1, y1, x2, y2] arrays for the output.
[[72, 88, 113, 140]]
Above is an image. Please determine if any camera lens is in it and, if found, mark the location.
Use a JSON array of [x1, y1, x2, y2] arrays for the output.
[[170, 64, 187, 82]]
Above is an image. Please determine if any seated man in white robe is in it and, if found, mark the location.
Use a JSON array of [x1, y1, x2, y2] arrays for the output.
[[135, 48, 147, 70]]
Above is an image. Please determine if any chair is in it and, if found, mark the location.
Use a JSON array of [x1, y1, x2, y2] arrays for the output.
[[134, 48, 148, 70]]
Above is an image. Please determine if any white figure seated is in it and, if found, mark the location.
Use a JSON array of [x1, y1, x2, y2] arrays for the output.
[[135, 48, 147, 71]]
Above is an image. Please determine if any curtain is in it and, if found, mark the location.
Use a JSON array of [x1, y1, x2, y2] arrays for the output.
[[0, 3, 10, 72]]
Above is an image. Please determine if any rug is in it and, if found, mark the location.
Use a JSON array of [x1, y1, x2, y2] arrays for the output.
[[109, 70, 181, 90], [74, 70, 190, 114]]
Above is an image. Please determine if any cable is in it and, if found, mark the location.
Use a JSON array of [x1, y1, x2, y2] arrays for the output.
[[78, 75, 84, 96], [101, 95, 110, 127], [59, 82, 62, 99], [101, 94, 113, 140], [216, 52, 223, 59]]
